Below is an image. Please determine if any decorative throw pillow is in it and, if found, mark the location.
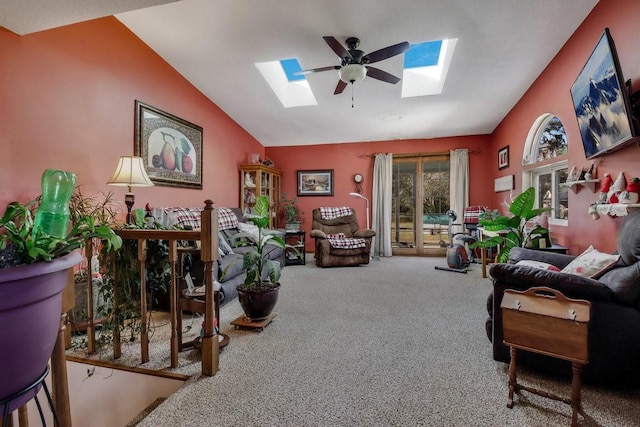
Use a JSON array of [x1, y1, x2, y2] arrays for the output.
[[515, 260, 561, 272], [218, 232, 234, 256], [561, 245, 620, 279], [237, 222, 260, 241]]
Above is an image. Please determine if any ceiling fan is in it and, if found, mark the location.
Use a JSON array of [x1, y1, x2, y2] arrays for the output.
[[296, 36, 410, 95]]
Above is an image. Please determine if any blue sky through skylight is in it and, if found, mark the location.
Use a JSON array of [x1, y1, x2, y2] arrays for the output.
[[404, 41, 442, 69], [280, 58, 305, 81], [258, 39, 455, 106]]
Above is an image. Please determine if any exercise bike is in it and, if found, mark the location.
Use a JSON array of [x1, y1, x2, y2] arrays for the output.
[[434, 210, 477, 274]]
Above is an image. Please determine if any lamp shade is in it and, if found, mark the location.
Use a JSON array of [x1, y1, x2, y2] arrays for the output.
[[107, 156, 154, 188], [339, 64, 367, 83]]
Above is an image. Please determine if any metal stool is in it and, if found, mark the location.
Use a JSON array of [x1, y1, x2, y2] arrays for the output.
[[1, 365, 58, 427]]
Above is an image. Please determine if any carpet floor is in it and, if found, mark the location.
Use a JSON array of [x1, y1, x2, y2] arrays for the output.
[[69, 255, 640, 426]]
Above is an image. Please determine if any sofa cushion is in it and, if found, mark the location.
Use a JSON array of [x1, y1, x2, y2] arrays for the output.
[[508, 247, 575, 269], [598, 262, 640, 306], [515, 260, 560, 271], [561, 245, 619, 279], [617, 209, 640, 266], [218, 232, 234, 256], [237, 222, 259, 241], [217, 254, 245, 283], [489, 263, 615, 302]]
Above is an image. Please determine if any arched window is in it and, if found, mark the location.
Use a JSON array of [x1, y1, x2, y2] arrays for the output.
[[522, 114, 569, 225], [523, 114, 568, 165]]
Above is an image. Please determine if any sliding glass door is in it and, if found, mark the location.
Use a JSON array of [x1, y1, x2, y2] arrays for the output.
[[392, 154, 450, 256]]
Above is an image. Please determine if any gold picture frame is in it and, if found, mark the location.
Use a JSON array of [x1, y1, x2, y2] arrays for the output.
[[134, 100, 203, 189]]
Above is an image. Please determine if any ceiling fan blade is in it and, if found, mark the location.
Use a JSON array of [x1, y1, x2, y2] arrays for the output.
[[366, 66, 401, 84], [334, 80, 348, 95], [295, 65, 340, 76], [323, 36, 352, 60], [366, 41, 411, 64]]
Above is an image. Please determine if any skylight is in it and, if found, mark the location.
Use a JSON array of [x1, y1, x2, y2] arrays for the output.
[[255, 58, 317, 108], [401, 39, 457, 98]]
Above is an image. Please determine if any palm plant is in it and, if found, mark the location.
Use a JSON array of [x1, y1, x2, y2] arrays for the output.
[[470, 187, 549, 263]]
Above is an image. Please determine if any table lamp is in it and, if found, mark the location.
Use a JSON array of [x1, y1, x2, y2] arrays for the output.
[[107, 156, 154, 223], [348, 192, 370, 230]]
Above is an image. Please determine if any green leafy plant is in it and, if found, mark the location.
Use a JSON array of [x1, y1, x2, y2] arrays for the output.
[[0, 201, 122, 268], [470, 187, 549, 263], [235, 195, 285, 291], [280, 194, 302, 224]]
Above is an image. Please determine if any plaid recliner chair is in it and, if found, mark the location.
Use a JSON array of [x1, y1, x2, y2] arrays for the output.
[[310, 207, 376, 267]]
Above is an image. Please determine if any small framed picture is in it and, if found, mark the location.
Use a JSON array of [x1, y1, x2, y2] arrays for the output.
[[297, 169, 334, 196], [498, 146, 509, 170]]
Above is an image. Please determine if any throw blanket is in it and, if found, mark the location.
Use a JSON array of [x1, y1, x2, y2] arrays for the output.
[[157, 207, 202, 229], [151, 206, 239, 230], [463, 206, 486, 224], [327, 233, 366, 249], [320, 206, 352, 220], [217, 207, 239, 230]]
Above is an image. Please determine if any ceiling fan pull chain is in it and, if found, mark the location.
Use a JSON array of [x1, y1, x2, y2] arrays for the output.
[[351, 83, 355, 108]]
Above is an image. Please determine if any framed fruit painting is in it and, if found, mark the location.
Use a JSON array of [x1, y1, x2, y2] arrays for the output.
[[134, 100, 203, 189]]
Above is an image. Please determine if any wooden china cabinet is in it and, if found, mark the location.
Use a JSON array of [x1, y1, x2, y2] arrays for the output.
[[239, 164, 281, 228]]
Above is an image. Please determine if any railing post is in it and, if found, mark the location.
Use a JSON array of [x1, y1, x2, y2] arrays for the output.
[[200, 199, 219, 376]]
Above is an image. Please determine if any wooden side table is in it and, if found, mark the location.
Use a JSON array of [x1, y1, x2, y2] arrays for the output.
[[501, 287, 591, 427], [284, 230, 305, 265]]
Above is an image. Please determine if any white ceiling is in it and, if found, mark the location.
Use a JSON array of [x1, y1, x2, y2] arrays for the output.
[[2, 0, 599, 147]]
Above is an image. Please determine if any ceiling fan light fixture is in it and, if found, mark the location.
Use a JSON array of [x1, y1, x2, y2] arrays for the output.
[[339, 64, 366, 83]]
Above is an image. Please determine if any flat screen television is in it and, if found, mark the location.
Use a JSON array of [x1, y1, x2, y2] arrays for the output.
[[570, 28, 636, 160]]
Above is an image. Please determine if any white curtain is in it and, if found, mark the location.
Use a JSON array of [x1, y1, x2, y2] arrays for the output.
[[449, 149, 469, 225], [372, 153, 393, 257]]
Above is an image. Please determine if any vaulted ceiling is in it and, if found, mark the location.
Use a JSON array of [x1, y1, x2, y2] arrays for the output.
[[2, 0, 599, 146]]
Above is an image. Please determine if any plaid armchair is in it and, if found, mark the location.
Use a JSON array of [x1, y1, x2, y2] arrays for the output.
[[310, 207, 376, 267]]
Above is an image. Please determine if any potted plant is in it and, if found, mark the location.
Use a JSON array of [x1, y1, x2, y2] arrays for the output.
[[0, 193, 122, 416], [234, 195, 285, 321], [470, 187, 550, 263], [67, 189, 119, 333], [280, 194, 303, 231]]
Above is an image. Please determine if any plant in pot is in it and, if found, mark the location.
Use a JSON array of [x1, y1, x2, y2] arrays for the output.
[[470, 187, 550, 263], [234, 195, 285, 321], [280, 194, 303, 231], [0, 171, 122, 419], [67, 188, 120, 335]]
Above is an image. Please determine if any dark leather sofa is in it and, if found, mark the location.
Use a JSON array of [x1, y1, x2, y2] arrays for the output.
[[486, 210, 640, 385]]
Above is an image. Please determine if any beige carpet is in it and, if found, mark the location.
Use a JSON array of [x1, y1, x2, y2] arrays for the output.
[[69, 256, 640, 426]]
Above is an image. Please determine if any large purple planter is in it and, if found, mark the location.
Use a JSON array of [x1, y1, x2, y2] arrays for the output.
[[0, 252, 82, 415]]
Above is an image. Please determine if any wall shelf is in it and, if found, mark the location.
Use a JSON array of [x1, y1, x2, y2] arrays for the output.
[[590, 203, 640, 218], [561, 179, 600, 193]]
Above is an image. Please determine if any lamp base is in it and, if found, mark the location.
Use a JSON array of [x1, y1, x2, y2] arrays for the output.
[[125, 192, 135, 224]]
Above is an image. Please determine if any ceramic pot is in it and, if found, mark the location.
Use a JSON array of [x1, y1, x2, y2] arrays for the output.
[[0, 252, 82, 415], [284, 222, 301, 231], [237, 284, 280, 321]]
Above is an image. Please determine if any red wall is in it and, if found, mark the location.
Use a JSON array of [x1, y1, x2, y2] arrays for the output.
[[267, 136, 493, 248], [2, 0, 637, 255], [490, 0, 640, 254], [0, 17, 264, 218]]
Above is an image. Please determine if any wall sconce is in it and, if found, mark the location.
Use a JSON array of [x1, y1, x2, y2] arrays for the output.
[[107, 156, 154, 223]]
